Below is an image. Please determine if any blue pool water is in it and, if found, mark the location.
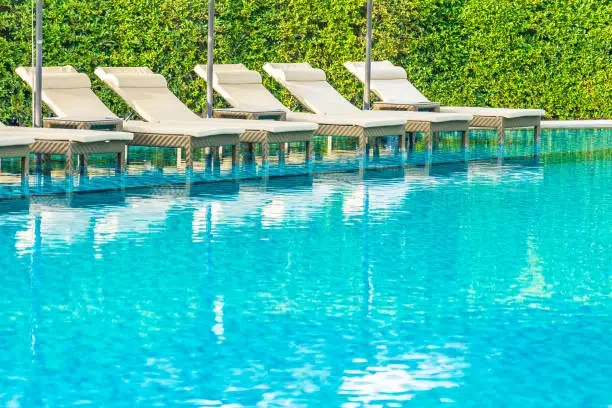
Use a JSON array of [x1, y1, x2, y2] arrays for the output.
[[0, 130, 611, 406]]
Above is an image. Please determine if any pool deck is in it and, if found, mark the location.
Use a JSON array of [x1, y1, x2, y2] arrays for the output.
[[542, 120, 612, 129]]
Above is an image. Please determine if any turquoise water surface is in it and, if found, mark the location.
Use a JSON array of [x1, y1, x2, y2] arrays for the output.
[[0, 129, 611, 406]]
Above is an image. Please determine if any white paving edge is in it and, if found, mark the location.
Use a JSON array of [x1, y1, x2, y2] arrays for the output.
[[541, 120, 612, 129]]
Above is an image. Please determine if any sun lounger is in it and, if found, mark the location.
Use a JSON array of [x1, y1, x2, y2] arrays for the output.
[[344, 60, 545, 144], [263, 62, 473, 148], [16, 66, 244, 168], [1, 87, 135, 178], [93, 67, 318, 163], [0, 122, 133, 174], [193, 63, 407, 152], [0, 124, 34, 176]]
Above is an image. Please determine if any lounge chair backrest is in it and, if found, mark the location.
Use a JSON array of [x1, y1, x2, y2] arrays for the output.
[[15, 65, 119, 119], [194, 63, 288, 112], [94, 67, 201, 123], [263, 62, 360, 115], [344, 60, 430, 104]]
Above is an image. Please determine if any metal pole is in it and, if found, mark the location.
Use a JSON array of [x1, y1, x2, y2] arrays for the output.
[[206, 0, 215, 119], [363, 0, 373, 110], [34, 0, 43, 127]]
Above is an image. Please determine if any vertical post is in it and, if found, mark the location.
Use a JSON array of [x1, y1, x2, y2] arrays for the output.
[[33, 0, 43, 127], [206, 0, 215, 119], [363, 0, 373, 111]]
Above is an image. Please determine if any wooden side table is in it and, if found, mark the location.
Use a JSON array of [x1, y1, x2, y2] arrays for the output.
[[373, 102, 441, 112], [213, 108, 287, 121]]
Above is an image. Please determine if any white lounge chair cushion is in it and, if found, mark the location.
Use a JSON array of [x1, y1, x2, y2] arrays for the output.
[[371, 80, 430, 104], [44, 88, 121, 118], [264, 63, 328, 81], [41, 115, 120, 123], [280, 68, 327, 82], [345, 61, 545, 118], [103, 73, 168, 89], [366, 110, 473, 123], [345, 61, 430, 103], [345, 61, 406, 80], [196, 63, 264, 85], [196, 64, 263, 85], [195, 64, 289, 111], [293, 81, 361, 114], [98, 66, 317, 134], [214, 70, 262, 85], [16, 66, 89, 88], [159, 119, 317, 133], [16, 66, 121, 118], [0, 134, 35, 147], [202, 64, 405, 130], [0, 126, 133, 143], [215, 70, 262, 84], [371, 66, 408, 80], [131, 96, 202, 122], [286, 112, 406, 128], [263, 62, 379, 115], [123, 120, 244, 138], [96, 67, 210, 122], [215, 83, 289, 112], [439, 106, 545, 118], [43, 73, 92, 89], [206, 118, 317, 133]]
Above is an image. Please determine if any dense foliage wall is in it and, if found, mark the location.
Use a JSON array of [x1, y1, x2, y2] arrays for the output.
[[1, 0, 610, 123]]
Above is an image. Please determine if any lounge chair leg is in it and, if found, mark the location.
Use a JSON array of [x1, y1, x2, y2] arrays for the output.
[[43, 153, 52, 174], [21, 155, 30, 177], [65, 151, 74, 176], [358, 135, 367, 155], [534, 125, 541, 145], [327, 136, 333, 153], [78, 154, 88, 174], [247, 143, 255, 161], [365, 138, 372, 158], [185, 148, 194, 169], [407, 132, 415, 150], [398, 133, 406, 152], [176, 148, 183, 167], [262, 142, 269, 164], [232, 144, 240, 165], [497, 125, 505, 145], [426, 131, 433, 150], [373, 138, 380, 158], [305, 141, 313, 161], [462, 130, 469, 149], [35, 153, 42, 166], [116, 151, 126, 173]]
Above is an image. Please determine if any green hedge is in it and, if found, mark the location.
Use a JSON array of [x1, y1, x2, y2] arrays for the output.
[[1, 0, 611, 124]]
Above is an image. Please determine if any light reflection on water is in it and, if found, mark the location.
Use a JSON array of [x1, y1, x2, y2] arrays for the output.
[[0, 129, 610, 406]]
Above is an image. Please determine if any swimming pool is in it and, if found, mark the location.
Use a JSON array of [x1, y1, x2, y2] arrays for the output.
[[0, 129, 611, 406]]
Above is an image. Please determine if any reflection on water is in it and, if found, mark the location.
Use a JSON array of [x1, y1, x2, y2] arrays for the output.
[[0, 151, 611, 406], [0, 128, 610, 199]]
